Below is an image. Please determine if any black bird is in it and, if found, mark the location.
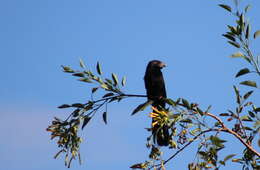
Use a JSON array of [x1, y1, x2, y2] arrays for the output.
[[144, 60, 170, 146]]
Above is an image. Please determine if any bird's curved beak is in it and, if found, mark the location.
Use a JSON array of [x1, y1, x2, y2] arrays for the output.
[[160, 62, 166, 68]]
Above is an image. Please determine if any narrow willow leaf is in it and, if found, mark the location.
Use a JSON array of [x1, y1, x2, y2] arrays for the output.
[[227, 25, 237, 34], [71, 103, 84, 108], [254, 108, 260, 112], [79, 78, 92, 83], [196, 107, 204, 115], [82, 116, 91, 129], [180, 119, 192, 123], [244, 126, 253, 131], [224, 154, 236, 162], [131, 100, 153, 115], [240, 80, 257, 88], [72, 72, 85, 77], [245, 4, 251, 13], [235, 68, 250, 77], [230, 52, 243, 58], [210, 136, 226, 147], [61, 65, 74, 73], [58, 104, 71, 109], [222, 34, 236, 41], [79, 58, 86, 68], [121, 76, 126, 86], [243, 90, 253, 100], [245, 24, 250, 39], [96, 62, 102, 75], [228, 41, 240, 48], [219, 161, 225, 166], [72, 109, 80, 117], [240, 115, 253, 121], [102, 92, 114, 98], [105, 78, 113, 85], [54, 149, 65, 159], [102, 112, 107, 124], [232, 159, 243, 163], [112, 73, 119, 86], [101, 83, 109, 90], [165, 98, 176, 106], [182, 98, 190, 109], [190, 128, 200, 136], [219, 113, 229, 116], [219, 4, 232, 12], [254, 30, 260, 39], [248, 111, 255, 118], [92, 87, 98, 93], [239, 14, 244, 31], [130, 163, 144, 169]]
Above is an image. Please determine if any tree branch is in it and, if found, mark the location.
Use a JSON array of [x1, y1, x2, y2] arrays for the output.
[[205, 112, 260, 157], [151, 129, 219, 170]]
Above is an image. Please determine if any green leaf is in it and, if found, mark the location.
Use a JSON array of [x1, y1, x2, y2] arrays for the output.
[[228, 41, 240, 48], [224, 154, 236, 162], [82, 116, 91, 129], [182, 98, 190, 109], [79, 58, 86, 68], [72, 72, 85, 77], [196, 107, 204, 116], [245, 4, 251, 13], [54, 149, 65, 159], [230, 52, 244, 58], [180, 119, 192, 123], [244, 126, 253, 131], [240, 80, 257, 88], [91, 87, 99, 93], [79, 78, 92, 83], [227, 25, 237, 34], [102, 92, 114, 98], [72, 109, 80, 117], [101, 83, 109, 90], [121, 76, 126, 86], [243, 90, 253, 100], [239, 14, 245, 31], [105, 78, 113, 85], [235, 68, 250, 77], [190, 128, 200, 136], [61, 65, 74, 73], [130, 163, 146, 169], [112, 73, 119, 86], [96, 62, 102, 75], [219, 113, 229, 116], [205, 105, 212, 113], [219, 4, 232, 12], [210, 135, 226, 147], [131, 100, 153, 115], [245, 24, 250, 39], [248, 111, 255, 118], [102, 112, 107, 124], [254, 107, 260, 112], [254, 30, 260, 39], [58, 104, 71, 109], [165, 98, 176, 106], [222, 34, 236, 41], [240, 115, 252, 121], [71, 103, 84, 108]]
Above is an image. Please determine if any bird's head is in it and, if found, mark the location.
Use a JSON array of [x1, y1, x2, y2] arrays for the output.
[[148, 60, 166, 70]]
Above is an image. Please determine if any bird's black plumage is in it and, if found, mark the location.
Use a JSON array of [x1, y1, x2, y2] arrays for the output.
[[144, 60, 170, 146]]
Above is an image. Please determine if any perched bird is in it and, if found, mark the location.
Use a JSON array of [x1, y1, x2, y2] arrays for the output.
[[144, 60, 170, 146]]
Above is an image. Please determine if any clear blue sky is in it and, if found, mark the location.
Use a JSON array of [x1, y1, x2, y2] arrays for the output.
[[1, 0, 259, 170]]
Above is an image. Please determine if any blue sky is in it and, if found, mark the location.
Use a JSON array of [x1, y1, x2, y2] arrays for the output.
[[1, 0, 260, 169]]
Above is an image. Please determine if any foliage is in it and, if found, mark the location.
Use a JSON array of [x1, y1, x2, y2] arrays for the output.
[[47, 0, 260, 169]]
